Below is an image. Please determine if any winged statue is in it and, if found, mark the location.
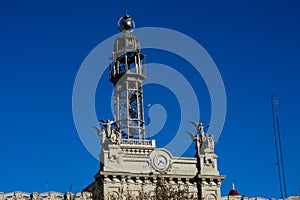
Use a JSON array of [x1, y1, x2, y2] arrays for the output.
[[93, 126, 106, 144]]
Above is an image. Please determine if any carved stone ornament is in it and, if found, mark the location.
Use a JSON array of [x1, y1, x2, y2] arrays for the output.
[[206, 193, 217, 200], [108, 191, 119, 200]]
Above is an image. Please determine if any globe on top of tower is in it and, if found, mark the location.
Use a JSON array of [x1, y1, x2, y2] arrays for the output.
[[118, 14, 135, 32], [113, 14, 141, 58]]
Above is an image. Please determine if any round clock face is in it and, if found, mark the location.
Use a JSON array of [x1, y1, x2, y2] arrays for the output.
[[154, 155, 168, 168]]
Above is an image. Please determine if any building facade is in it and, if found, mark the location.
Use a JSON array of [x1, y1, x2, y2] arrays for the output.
[[83, 14, 225, 200]]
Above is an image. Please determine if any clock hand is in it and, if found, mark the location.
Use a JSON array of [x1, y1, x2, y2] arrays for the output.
[[158, 160, 163, 166]]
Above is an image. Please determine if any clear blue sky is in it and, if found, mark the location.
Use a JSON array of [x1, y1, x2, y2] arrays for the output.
[[0, 0, 299, 198]]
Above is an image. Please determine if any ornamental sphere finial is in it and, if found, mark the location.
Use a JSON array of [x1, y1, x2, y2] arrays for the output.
[[118, 14, 135, 32]]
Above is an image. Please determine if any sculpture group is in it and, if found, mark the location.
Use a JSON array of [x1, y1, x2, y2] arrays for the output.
[[187, 120, 216, 155], [93, 119, 122, 145], [94, 118, 216, 155]]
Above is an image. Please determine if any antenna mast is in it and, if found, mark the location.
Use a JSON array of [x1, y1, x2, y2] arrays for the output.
[[271, 95, 288, 198]]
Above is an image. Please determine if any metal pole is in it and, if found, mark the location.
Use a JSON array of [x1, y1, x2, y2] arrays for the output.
[[274, 98, 288, 198], [271, 95, 283, 199]]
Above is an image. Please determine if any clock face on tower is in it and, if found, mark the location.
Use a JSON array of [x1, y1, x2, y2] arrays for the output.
[[154, 155, 168, 168], [150, 149, 173, 172]]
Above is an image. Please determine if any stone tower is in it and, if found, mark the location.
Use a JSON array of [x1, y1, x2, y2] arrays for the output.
[[84, 14, 225, 200]]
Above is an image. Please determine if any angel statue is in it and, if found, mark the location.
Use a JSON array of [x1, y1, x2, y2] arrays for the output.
[[98, 119, 117, 137], [186, 131, 201, 156], [96, 119, 121, 144], [189, 120, 209, 144], [93, 126, 106, 144]]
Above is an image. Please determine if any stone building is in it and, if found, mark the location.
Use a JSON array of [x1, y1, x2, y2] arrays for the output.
[[83, 13, 225, 200]]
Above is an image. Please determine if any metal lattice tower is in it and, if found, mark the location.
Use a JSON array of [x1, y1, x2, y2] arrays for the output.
[[109, 14, 146, 141]]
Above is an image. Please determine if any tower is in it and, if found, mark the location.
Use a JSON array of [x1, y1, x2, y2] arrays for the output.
[[110, 14, 146, 141], [85, 14, 225, 200]]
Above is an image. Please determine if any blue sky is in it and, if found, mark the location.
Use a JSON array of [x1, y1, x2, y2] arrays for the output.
[[0, 0, 300, 198]]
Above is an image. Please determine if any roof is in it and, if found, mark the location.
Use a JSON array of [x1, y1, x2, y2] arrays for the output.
[[228, 183, 240, 196], [228, 189, 240, 196]]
